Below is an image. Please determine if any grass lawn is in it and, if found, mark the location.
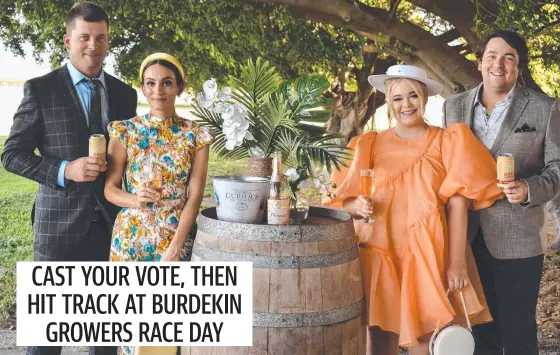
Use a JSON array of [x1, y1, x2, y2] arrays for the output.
[[0, 136, 321, 324]]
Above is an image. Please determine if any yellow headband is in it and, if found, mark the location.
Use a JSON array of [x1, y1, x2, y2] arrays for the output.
[[138, 53, 185, 83]]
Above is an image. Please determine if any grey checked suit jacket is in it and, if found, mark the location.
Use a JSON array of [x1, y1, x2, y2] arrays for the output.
[[1, 65, 137, 246], [443, 85, 560, 259]]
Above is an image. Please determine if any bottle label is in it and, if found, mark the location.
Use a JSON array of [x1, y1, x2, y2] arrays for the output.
[[267, 199, 290, 225]]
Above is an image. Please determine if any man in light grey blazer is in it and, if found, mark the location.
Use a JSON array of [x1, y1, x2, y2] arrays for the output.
[[443, 31, 560, 355]]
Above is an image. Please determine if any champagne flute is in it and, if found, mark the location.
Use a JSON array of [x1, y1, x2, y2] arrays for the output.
[[360, 169, 375, 223], [150, 165, 164, 238]]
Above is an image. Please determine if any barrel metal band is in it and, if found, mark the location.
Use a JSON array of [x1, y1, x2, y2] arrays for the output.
[[192, 243, 359, 269], [253, 299, 364, 327], [198, 207, 354, 242]]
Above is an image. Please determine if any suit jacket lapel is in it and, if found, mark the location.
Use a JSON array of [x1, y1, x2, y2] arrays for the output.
[[463, 88, 478, 128], [105, 74, 121, 124], [57, 65, 89, 145], [490, 86, 529, 156]]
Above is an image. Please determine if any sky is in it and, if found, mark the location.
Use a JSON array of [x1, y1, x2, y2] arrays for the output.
[[0, 43, 117, 81]]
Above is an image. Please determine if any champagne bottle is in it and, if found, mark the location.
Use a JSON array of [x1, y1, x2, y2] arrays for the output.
[[267, 152, 290, 225]]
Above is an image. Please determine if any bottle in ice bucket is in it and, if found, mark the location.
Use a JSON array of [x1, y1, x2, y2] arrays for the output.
[[267, 152, 290, 225], [497, 154, 514, 188]]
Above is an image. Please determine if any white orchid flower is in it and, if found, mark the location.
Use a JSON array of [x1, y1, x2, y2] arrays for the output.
[[225, 139, 237, 150], [203, 78, 218, 99], [218, 87, 232, 101], [313, 177, 323, 189], [232, 127, 249, 141], [221, 104, 236, 120], [233, 103, 247, 116], [196, 92, 213, 109], [238, 117, 250, 130], [213, 102, 231, 114], [285, 168, 300, 181]]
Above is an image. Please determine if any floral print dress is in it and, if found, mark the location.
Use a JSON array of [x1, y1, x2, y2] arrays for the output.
[[108, 113, 214, 262]]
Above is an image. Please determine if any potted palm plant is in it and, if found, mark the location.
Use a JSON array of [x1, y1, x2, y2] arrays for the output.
[[193, 58, 350, 220]]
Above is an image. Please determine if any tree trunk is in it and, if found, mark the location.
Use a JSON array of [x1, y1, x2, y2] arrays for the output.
[[326, 56, 397, 144]]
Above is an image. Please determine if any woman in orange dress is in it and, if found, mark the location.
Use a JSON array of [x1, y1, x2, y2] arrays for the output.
[[323, 65, 504, 355]]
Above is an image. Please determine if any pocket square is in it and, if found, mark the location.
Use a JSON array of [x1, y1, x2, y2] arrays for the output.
[[514, 123, 536, 133]]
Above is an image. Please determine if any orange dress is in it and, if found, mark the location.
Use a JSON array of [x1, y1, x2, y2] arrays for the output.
[[324, 123, 504, 347]]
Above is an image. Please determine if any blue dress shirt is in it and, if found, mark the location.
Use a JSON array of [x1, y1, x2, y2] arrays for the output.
[[57, 61, 109, 187]]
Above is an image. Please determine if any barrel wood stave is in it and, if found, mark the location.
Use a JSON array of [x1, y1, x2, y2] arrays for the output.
[[184, 207, 366, 355]]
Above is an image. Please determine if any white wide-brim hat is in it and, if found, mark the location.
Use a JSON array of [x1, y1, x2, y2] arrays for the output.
[[368, 64, 443, 96]]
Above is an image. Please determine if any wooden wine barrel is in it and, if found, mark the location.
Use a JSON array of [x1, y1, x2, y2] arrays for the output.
[[182, 207, 366, 355]]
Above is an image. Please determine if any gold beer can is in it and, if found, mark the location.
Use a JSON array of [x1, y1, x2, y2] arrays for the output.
[[497, 153, 514, 187], [89, 134, 106, 159]]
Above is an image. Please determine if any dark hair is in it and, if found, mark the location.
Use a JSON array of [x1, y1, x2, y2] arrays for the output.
[[66, 3, 110, 33], [476, 30, 529, 68], [141, 60, 185, 94]]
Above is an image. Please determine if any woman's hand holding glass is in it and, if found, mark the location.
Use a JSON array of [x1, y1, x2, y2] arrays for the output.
[[351, 195, 375, 221], [135, 171, 162, 208], [135, 184, 159, 208]]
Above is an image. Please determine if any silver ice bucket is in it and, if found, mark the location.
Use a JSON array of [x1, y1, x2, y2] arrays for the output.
[[212, 176, 270, 224]]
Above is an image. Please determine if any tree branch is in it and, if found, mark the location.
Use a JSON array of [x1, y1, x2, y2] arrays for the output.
[[407, 0, 480, 46], [535, 18, 560, 34], [387, 0, 402, 22], [531, 49, 560, 60], [439, 28, 461, 43], [257, 0, 481, 91], [475, 0, 499, 19]]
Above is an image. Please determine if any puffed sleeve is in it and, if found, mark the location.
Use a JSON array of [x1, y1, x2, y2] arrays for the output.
[[108, 120, 130, 149], [194, 126, 214, 152], [323, 132, 377, 208], [439, 123, 504, 210]]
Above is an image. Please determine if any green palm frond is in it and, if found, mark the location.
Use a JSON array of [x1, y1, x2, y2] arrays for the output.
[[295, 123, 328, 137], [229, 58, 280, 123], [296, 110, 332, 124], [298, 137, 353, 174], [192, 103, 224, 132], [211, 138, 250, 160], [255, 94, 297, 156], [274, 130, 302, 167], [280, 74, 331, 124]]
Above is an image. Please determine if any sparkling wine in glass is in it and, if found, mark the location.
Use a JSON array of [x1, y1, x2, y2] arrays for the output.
[[139, 170, 163, 209], [360, 169, 375, 223]]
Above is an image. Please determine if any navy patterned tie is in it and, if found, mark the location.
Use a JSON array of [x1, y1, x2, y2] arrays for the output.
[[88, 79, 103, 135]]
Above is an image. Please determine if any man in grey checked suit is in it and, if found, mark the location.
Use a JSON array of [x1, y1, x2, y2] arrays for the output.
[[1, 3, 136, 355], [443, 31, 560, 355]]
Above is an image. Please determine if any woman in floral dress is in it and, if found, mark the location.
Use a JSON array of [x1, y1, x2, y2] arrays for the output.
[[105, 52, 213, 264]]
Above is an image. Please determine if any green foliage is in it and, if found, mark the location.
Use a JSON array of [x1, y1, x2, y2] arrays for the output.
[[0, 137, 35, 323], [0, 0, 363, 90]]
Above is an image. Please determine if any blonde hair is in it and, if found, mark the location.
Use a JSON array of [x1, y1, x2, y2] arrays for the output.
[[384, 78, 429, 125]]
